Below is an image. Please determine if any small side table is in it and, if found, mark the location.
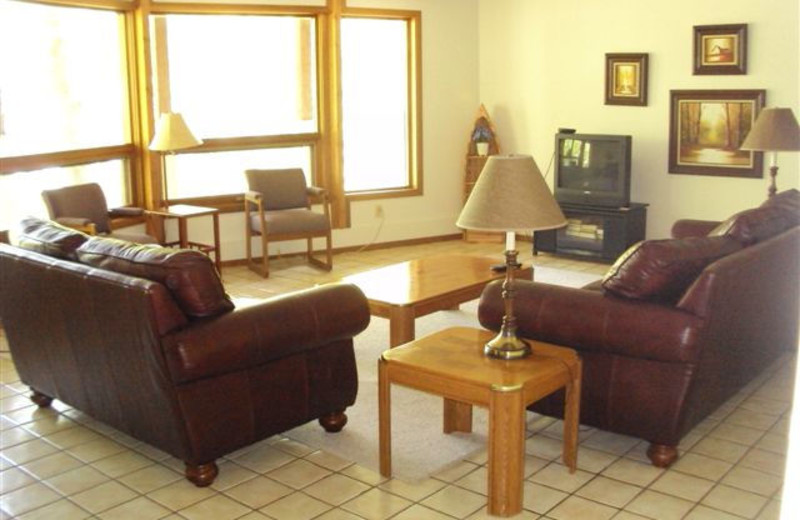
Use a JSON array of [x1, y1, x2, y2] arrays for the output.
[[379, 326, 581, 517], [147, 204, 222, 274]]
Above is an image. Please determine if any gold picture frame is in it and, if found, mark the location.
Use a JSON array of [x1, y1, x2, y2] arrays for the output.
[[605, 53, 648, 106], [668, 89, 765, 177], [693, 24, 747, 75]]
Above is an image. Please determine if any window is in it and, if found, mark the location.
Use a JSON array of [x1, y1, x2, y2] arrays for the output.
[[151, 14, 317, 138], [340, 16, 419, 194], [0, 1, 134, 231], [165, 146, 313, 199], [150, 13, 318, 201]]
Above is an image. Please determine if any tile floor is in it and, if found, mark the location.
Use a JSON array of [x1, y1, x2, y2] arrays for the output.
[[0, 239, 795, 519]]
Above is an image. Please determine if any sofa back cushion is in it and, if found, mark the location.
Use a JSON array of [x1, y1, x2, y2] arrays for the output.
[[709, 205, 791, 245], [602, 236, 742, 302], [761, 188, 800, 227], [76, 236, 234, 318], [15, 217, 89, 260]]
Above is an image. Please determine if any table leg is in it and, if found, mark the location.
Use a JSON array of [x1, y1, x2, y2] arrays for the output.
[[178, 217, 189, 249], [443, 399, 472, 433], [562, 358, 582, 472], [488, 388, 524, 517], [211, 212, 221, 275], [388, 307, 415, 348], [378, 357, 392, 477]]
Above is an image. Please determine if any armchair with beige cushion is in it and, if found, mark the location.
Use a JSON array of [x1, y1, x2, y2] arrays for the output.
[[41, 182, 157, 244], [244, 168, 333, 277]]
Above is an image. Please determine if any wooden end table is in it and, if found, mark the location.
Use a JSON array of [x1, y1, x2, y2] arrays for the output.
[[343, 255, 531, 347], [147, 204, 222, 274], [378, 326, 581, 517]]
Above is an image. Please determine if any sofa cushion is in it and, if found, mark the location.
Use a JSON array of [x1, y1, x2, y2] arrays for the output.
[[602, 236, 742, 302], [709, 205, 790, 245], [761, 189, 800, 227], [15, 216, 89, 260], [76, 236, 234, 318]]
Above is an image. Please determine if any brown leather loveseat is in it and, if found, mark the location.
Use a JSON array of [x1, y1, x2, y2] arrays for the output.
[[479, 190, 799, 467], [0, 217, 370, 486]]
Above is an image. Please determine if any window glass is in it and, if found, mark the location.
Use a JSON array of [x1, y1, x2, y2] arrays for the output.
[[0, 1, 128, 156], [151, 14, 317, 139], [164, 146, 313, 199], [0, 160, 127, 231], [341, 18, 409, 192]]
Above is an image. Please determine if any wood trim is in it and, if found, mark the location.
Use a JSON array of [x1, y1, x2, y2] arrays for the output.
[[148, 3, 324, 16], [20, 0, 133, 12], [221, 233, 463, 267], [0, 145, 135, 174], [194, 134, 320, 153], [319, 0, 349, 229], [132, 0, 160, 209]]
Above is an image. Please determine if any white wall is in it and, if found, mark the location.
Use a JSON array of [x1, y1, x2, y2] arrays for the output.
[[478, 0, 800, 238]]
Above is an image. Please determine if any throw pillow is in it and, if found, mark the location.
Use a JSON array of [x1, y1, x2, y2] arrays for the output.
[[76, 236, 234, 318], [709, 205, 790, 245], [602, 236, 741, 302], [15, 216, 89, 260]]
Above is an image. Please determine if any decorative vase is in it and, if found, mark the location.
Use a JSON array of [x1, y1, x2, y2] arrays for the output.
[[476, 142, 489, 156]]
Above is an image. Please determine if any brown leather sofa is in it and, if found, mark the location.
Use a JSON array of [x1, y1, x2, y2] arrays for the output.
[[479, 190, 799, 467], [0, 217, 370, 486]]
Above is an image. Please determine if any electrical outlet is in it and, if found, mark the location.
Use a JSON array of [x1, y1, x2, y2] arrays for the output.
[[374, 205, 385, 219]]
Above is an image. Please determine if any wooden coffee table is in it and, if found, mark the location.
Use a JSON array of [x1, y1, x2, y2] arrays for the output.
[[379, 326, 581, 517], [342, 255, 531, 347]]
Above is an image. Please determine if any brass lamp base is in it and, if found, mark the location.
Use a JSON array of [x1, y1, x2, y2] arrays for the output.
[[484, 331, 531, 360]]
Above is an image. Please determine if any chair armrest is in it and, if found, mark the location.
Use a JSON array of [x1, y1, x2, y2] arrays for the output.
[[478, 280, 704, 363], [109, 206, 144, 218], [307, 186, 328, 198], [161, 283, 370, 384], [671, 219, 721, 239], [55, 217, 97, 235], [244, 191, 262, 202]]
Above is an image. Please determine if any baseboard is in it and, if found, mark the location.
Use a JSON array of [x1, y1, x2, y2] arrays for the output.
[[223, 233, 463, 267]]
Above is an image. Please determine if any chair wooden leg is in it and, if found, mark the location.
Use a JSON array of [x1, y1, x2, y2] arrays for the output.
[[319, 410, 348, 432], [307, 233, 333, 272], [30, 389, 53, 408], [185, 461, 218, 487]]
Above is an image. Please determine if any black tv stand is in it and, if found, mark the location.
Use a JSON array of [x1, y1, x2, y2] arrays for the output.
[[534, 202, 648, 262]]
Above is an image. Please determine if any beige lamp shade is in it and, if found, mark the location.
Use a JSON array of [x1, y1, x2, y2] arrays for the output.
[[740, 107, 800, 151], [457, 154, 566, 232], [149, 112, 203, 151]]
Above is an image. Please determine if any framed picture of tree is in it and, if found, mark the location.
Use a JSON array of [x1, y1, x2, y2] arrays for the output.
[[605, 53, 648, 106], [668, 89, 765, 177]]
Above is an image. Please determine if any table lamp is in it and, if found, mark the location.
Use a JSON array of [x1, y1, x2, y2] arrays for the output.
[[740, 107, 800, 198], [456, 154, 566, 360], [149, 112, 203, 201]]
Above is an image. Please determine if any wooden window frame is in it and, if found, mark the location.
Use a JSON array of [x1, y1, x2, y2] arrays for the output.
[[2, 0, 423, 232]]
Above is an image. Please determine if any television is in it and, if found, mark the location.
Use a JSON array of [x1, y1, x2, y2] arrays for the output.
[[554, 133, 632, 208]]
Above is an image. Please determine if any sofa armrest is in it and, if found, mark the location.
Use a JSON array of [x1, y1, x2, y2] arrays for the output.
[[478, 280, 704, 363], [671, 219, 721, 239], [161, 283, 370, 383]]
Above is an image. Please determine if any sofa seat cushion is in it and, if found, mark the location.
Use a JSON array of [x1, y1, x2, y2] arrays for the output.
[[602, 236, 741, 302], [76, 236, 234, 318], [15, 217, 89, 260], [710, 205, 791, 245]]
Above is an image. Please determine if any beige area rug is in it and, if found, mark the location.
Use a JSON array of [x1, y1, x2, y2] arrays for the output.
[[285, 266, 600, 482]]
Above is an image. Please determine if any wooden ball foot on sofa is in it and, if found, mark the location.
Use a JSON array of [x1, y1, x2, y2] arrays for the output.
[[647, 443, 678, 467], [30, 390, 53, 408], [185, 462, 219, 487], [319, 410, 348, 432]]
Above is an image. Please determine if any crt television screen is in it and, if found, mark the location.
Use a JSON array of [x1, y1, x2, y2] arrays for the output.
[[558, 138, 623, 192]]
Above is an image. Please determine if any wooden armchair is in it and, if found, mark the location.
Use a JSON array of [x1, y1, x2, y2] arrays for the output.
[[41, 183, 157, 244], [244, 168, 333, 277]]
